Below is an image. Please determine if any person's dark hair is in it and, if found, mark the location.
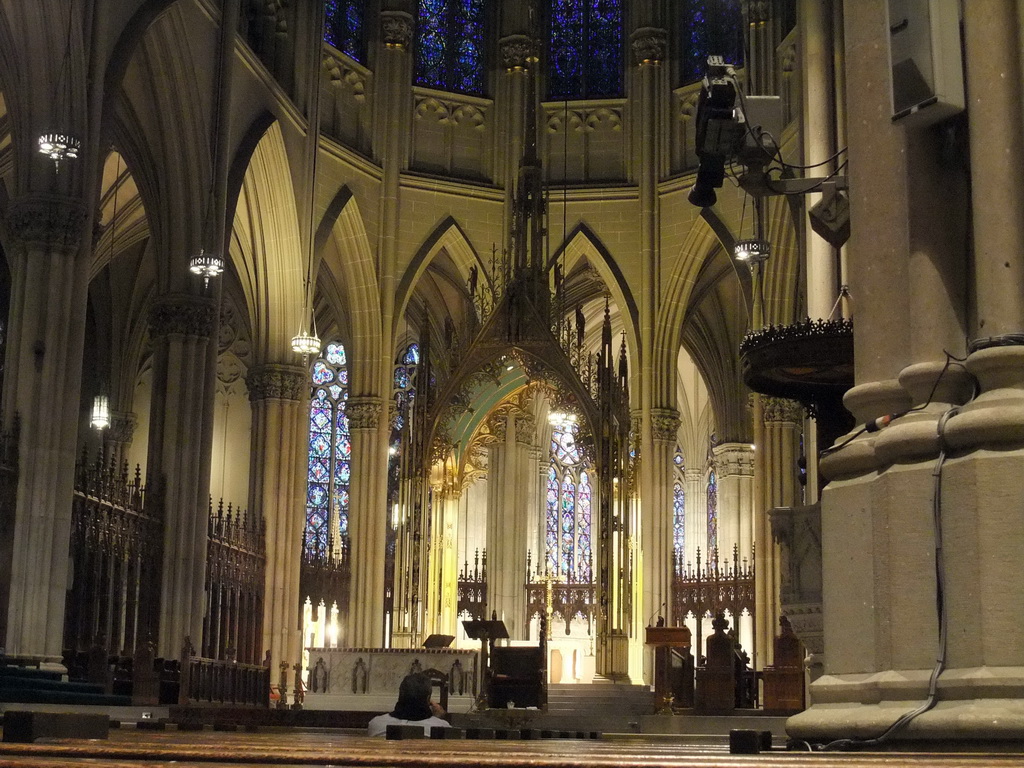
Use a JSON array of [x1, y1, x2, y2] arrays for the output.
[[390, 673, 433, 721]]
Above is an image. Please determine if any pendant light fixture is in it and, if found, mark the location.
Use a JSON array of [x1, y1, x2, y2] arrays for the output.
[[90, 394, 110, 430], [38, 0, 81, 171], [292, 3, 326, 362]]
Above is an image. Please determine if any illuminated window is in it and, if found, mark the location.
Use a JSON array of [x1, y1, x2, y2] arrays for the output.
[[305, 343, 351, 558], [673, 447, 685, 556], [324, 0, 366, 63], [706, 468, 718, 554], [545, 423, 593, 581], [415, 0, 487, 95], [547, 0, 623, 99]]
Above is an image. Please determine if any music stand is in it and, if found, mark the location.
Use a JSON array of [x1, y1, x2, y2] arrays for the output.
[[462, 619, 509, 708], [423, 634, 455, 649]]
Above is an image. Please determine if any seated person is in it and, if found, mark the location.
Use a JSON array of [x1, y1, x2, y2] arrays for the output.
[[367, 673, 451, 737]]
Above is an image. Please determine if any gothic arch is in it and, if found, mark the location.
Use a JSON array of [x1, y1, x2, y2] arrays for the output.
[[550, 223, 640, 374], [395, 215, 482, 330], [316, 185, 381, 393], [229, 119, 305, 363]]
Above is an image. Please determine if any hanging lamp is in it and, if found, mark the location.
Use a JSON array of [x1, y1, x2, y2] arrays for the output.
[[38, 1, 81, 171]]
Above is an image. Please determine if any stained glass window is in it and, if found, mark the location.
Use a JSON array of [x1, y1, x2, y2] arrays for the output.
[[673, 481, 685, 556], [305, 342, 351, 559], [545, 422, 593, 582], [389, 343, 420, 502], [706, 468, 718, 554], [324, 0, 366, 63], [415, 0, 487, 95], [547, 0, 623, 100], [679, 0, 745, 86]]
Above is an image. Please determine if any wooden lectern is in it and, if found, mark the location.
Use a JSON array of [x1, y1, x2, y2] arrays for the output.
[[645, 625, 692, 711], [462, 618, 509, 708]]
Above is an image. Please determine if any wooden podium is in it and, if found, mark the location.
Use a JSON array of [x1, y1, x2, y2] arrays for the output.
[[462, 619, 509, 708], [645, 625, 692, 711]]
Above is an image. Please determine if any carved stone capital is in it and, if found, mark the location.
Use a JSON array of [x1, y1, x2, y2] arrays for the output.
[[712, 442, 756, 476], [380, 11, 413, 50], [108, 411, 137, 445], [630, 27, 668, 66], [7, 194, 87, 253], [515, 413, 535, 445], [650, 408, 681, 443], [148, 294, 217, 340], [489, 416, 507, 442], [347, 396, 383, 430], [499, 34, 534, 71], [246, 363, 306, 402], [761, 396, 804, 425]]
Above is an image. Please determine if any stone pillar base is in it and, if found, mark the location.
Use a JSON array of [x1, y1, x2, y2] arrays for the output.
[[788, 667, 1024, 744]]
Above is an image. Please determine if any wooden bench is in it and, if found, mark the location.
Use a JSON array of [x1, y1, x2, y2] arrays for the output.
[[2, 710, 109, 742]]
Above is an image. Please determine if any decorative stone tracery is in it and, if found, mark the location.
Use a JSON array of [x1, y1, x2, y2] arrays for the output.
[[246, 364, 305, 402]]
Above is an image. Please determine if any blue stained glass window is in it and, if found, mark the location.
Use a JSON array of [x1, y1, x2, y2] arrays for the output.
[[560, 476, 576, 575], [680, 0, 745, 86], [403, 344, 421, 365], [324, 0, 366, 63], [673, 481, 685, 557], [707, 469, 718, 554], [415, 0, 486, 95], [547, 0, 623, 100], [304, 343, 351, 558]]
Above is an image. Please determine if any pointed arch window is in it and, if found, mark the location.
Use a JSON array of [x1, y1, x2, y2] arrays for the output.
[[679, 0, 745, 85], [305, 342, 351, 559], [706, 467, 718, 554], [389, 343, 421, 495], [415, 0, 487, 95], [325, 0, 367, 63], [547, 0, 624, 100], [673, 446, 685, 556], [545, 423, 593, 582]]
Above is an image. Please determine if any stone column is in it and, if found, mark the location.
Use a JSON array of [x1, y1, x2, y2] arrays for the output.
[[486, 415, 520, 632], [683, 467, 705, 567], [753, 396, 802, 669], [346, 396, 385, 647], [146, 294, 219, 658], [1, 195, 88, 663], [711, 443, 754, 558], [788, 0, 990, 744], [246, 364, 306, 672], [505, 413, 535, 637]]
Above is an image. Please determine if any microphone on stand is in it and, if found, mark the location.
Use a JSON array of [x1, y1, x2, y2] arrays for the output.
[[647, 601, 667, 627]]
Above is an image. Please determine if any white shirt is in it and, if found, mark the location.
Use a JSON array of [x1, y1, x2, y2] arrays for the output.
[[367, 713, 451, 738]]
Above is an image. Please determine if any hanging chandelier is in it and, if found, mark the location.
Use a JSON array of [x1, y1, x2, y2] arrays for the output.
[[90, 394, 110, 430], [291, 325, 321, 358], [37, 133, 81, 165], [189, 248, 225, 287], [734, 238, 771, 265]]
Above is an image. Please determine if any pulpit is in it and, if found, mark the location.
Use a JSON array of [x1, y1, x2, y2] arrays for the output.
[[645, 625, 693, 710]]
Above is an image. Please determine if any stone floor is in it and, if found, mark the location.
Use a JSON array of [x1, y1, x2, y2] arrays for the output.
[[1, 726, 1024, 767]]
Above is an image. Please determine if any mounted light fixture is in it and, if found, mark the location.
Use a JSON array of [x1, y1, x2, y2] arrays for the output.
[[39, 2, 81, 172], [90, 394, 110, 430], [734, 238, 771, 265]]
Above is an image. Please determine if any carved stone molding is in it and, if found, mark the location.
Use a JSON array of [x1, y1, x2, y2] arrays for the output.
[[246, 364, 306, 402], [108, 411, 137, 445], [347, 397, 383, 430], [630, 27, 667, 66], [148, 294, 217, 340], [7, 194, 87, 253], [499, 34, 534, 71], [712, 443, 755, 476], [380, 11, 413, 50], [488, 416, 507, 442], [762, 396, 804, 425], [650, 408, 681, 443]]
